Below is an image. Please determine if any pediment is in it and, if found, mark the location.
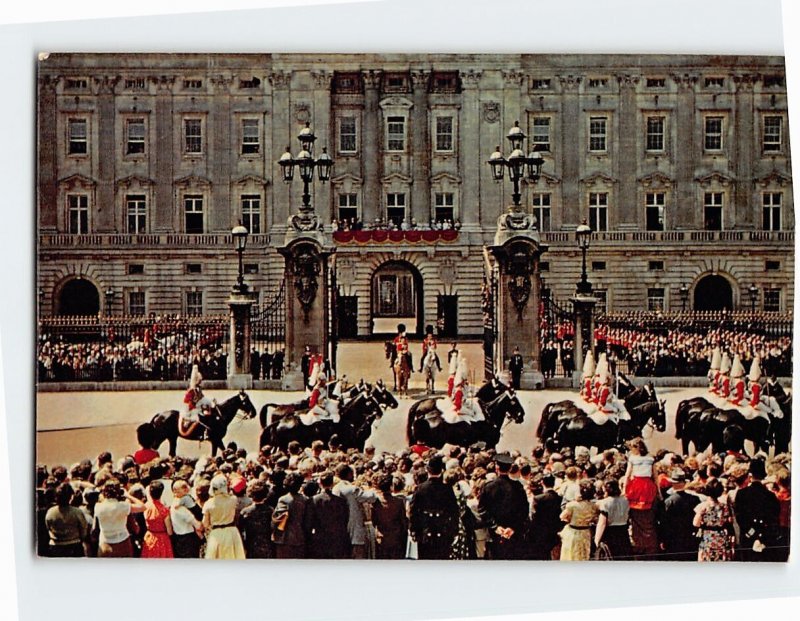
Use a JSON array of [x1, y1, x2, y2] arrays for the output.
[[331, 172, 364, 186], [638, 171, 674, 188], [58, 174, 96, 189], [233, 174, 268, 187], [116, 175, 155, 189], [522, 171, 561, 187], [380, 172, 413, 186], [379, 96, 414, 110], [580, 172, 617, 187], [754, 171, 792, 188], [695, 171, 735, 187], [430, 171, 461, 185], [174, 174, 213, 188]]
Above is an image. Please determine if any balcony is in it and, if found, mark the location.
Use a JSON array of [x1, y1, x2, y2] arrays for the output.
[[39, 233, 272, 248], [540, 230, 794, 245]]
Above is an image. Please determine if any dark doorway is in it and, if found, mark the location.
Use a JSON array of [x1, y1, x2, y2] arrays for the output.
[[693, 275, 733, 311], [58, 278, 100, 315], [370, 261, 423, 336], [337, 296, 359, 338], [437, 295, 458, 338]]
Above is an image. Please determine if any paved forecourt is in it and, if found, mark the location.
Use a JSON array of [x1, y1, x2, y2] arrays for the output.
[[36, 385, 722, 467]]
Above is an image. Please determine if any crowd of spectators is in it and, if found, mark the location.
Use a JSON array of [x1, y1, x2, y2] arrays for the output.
[[332, 216, 462, 233], [37, 435, 790, 562]]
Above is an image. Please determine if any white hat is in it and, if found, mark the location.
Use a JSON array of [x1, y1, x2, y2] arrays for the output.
[[720, 352, 732, 374], [210, 474, 229, 497], [189, 364, 203, 390], [730, 354, 745, 379], [594, 353, 608, 380], [455, 355, 469, 386], [448, 352, 459, 375], [709, 347, 721, 371], [748, 356, 762, 383], [582, 350, 595, 377]]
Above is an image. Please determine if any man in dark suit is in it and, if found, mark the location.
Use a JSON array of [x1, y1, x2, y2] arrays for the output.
[[271, 473, 312, 559], [260, 350, 273, 381], [239, 480, 274, 559], [656, 468, 700, 561], [478, 453, 530, 560], [734, 458, 781, 562], [307, 471, 350, 559], [272, 348, 285, 379], [528, 474, 562, 560], [509, 347, 524, 389], [250, 347, 261, 381], [300, 346, 312, 387], [409, 455, 459, 560]]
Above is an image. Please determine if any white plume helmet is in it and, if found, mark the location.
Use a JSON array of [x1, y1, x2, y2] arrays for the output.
[[730, 354, 745, 379], [594, 352, 608, 380], [720, 352, 732, 374], [448, 352, 459, 375], [748, 356, 762, 383], [455, 354, 469, 385], [582, 350, 596, 377], [189, 364, 203, 390], [709, 347, 721, 371]]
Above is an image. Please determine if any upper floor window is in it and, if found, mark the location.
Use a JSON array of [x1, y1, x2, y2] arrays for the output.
[[435, 116, 454, 152], [589, 116, 607, 152], [126, 118, 146, 155], [241, 194, 261, 234], [588, 78, 608, 88], [704, 77, 725, 88], [184, 118, 203, 154], [386, 116, 405, 151], [434, 193, 454, 223], [65, 78, 89, 90], [183, 79, 203, 90], [646, 116, 665, 152], [184, 195, 204, 233], [333, 72, 363, 94], [430, 71, 459, 93], [704, 192, 723, 230], [531, 193, 551, 232], [68, 119, 88, 155], [338, 193, 359, 222], [67, 194, 88, 234], [241, 119, 260, 154], [763, 116, 783, 153], [763, 75, 785, 88], [124, 77, 147, 91], [645, 192, 665, 231], [531, 117, 551, 151], [762, 192, 782, 231], [646, 78, 666, 88], [238, 77, 261, 89], [339, 116, 357, 154], [589, 192, 608, 231], [126, 194, 147, 234], [704, 116, 723, 152], [383, 73, 409, 93], [386, 193, 406, 227], [531, 79, 552, 90]]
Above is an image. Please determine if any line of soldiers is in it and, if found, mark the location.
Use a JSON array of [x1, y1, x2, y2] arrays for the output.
[[578, 351, 630, 425], [707, 348, 781, 420]]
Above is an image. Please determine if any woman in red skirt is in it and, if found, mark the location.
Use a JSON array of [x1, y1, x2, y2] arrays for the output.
[[141, 480, 174, 558], [622, 438, 660, 559]]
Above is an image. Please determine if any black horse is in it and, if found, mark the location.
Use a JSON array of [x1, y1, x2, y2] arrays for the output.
[[764, 380, 792, 455], [406, 380, 525, 449], [260, 384, 395, 451], [675, 396, 774, 455], [137, 391, 257, 457]]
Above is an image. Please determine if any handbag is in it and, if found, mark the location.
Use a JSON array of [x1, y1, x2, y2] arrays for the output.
[[594, 542, 612, 561]]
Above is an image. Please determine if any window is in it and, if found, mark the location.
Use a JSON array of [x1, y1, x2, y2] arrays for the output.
[[244, 264, 259, 275], [68, 119, 87, 155], [434, 193, 454, 223], [589, 116, 607, 152], [126, 194, 147, 234], [431, 72, 459, 93], [124, 78, 146, 90], [435, 116, 454, 152], [186, 291, 203, 316], [764, 288, 781, 312], [65, 78, 88, 90], [592, 261, 606, 271], [531, 193, 551, 232], [645, 192, 665, 231], [241, 119, 260, 154], [539, 262, 550, 272], [383, 73, 409, 93], [241, 194, 261, 234], [646, 116, 665, 152], [704, 192, 723, 230], [186, 264, 202, 274], [704, 116, 723, 151], [239, 77, 260, 89], [128, 292, 145, 316], [338, 193, 358, 222], [647, 288, 665, 312], [386, 116, 405, 151], [531, 79, 551, 90], [184, 195, 204, 233], [762, 192, 782, 231], [333, 72, 362, 94], [589, 192, 608, 231], [67, 194, 88, 234], [183, 79, 203, 89], [593, 289, 608, 314], [339, 116, 357, 153], [763, 116, 782, 153], [704, 77, 725, 88], [531, 117, 550, 151], [374, 272, 415, 317], [588, 78, 608, 88], [184, 119, 202, 154], [128, 264, 144, 275], [126, 118, 146, 155], [646, 78, 666, 88], [766, 260, 781, 271], [386, 193, 406, 227], [763, 75, 784, 88], [648, 261, 664, 271]]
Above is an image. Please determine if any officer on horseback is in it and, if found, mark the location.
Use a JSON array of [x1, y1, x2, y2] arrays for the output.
[[393, 323, 410, 360], [419, 324, 442, 372], [299, 375, 340, 426], [182, 364, 216, 439]]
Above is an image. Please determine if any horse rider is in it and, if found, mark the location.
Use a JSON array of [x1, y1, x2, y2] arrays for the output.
[[727, 354, 746, 406], [393, 323, 410, 363], [451, 357, 484, 423], [746, 356, 765, 410], [717, 351, 732, 399], [708, 346, 722, 394], [595, 366, 630, 424], [446, 344, 459, 397], [300, 376, 340, 426], [419, 324, 442, 372], [590, 352, 609, 404], [182, 364, 216, 438], [579, 349, 595, 402], [307, 352, 329, 392]]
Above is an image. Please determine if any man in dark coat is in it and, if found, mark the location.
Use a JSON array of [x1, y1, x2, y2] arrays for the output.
[[478, 453, 530, 560], [528, 473, 563, 560], [300, 346, 312, 387], [308, 471, 350, 559], [260, 350, 273, 381], [656, 468, 700, 561], [239, 480, 274, 559], [509, 347, 524, 390], [734, 458, 781, 562], [409, 456, 459, 560], [272, 349, 285, 379], [250, 347, 261, 381], [271, 473, 312, 559], [560, 341, 574, 378]]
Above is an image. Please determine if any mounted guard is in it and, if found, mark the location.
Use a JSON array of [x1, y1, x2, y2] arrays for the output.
[[181, 364, 216, 438], [419, 324, 443, 372], [579, 349, 595, 402], [299, 376, 340, 426], [727, 354, 746, 406], [708, 346, 722, 394]]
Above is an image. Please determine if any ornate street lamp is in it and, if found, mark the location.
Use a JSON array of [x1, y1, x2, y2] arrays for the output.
[[487, 121, 546, 213], [232, 224, 249, 293], [748, 284, 759, 312], [679, 283, 689, 311], [278, 122, 334, 232], [575, 220, 592, 295]]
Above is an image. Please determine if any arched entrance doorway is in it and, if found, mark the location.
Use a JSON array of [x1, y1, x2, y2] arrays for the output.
[[57, 277, 100, 316], [693, 274, 733, 311], [370, 261, 423, 336]]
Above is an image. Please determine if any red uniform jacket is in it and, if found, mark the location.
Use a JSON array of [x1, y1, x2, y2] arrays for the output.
[[748, 382, 762, 408], [393, 335, 409, 355], [730, 378, 745, 405], [309, 387, 323, 409], [452, 386, 464, 412], [184, 388, 201, 410], [422, 335, 438, 356]]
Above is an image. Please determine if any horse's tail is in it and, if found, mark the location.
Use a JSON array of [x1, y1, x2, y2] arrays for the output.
[[259, 404, 277, 428], [406, 402, 418, 444], [536, 404, 552, 440], [674, 400, 688, 439]]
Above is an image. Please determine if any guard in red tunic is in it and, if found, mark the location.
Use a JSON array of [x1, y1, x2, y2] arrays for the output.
[[419, 324, 442, 372], [708, 347, 722, 394], [728, 354, 746, 406], [393, 323, 410, 358], [181, 365, 214, 438], [747, 356, 764, 409], [718, 352, 732, 399]]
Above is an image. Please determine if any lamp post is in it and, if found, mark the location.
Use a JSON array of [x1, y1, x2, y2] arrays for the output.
[[104, 288, 115, 316], [679, 283, 689, 311], [231, 224, 249, 292], [487, 121, 545, 213], [279, 122, 334, 232], [575, 220, 592, 295], [748, 284, 759, 312]]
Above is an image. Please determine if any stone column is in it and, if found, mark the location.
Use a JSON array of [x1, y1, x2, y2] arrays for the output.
[[227, 288, 258, 389], [312, 71, 333, 223], [559, 76, 582, 227], [362, 70, 381, 223], [38, 75, 59, 232], [461, 70, 482, 226], [617, 74, 639, 229], [211, 75, 233, 232], [411, 70, 430, 225], [95, 76, 117, 232], [673, 74, 698, 228], [733, 74, 756, 228], [154, 76, 175, 232], [270, 70, 292, 228], [571, 293, 597, 388]]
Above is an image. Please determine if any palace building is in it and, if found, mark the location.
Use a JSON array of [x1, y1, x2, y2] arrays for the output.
[[37, 53, 794, 345]]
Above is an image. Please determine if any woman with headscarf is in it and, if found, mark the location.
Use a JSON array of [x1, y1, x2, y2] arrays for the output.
[[202, 474, 246, 559]]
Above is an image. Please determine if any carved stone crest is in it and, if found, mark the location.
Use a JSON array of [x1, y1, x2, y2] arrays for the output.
[[292, 245, 321, 321], [504, 242, 536, 319], [294, 102, 311, 124], [483, 102, 500, 124]]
